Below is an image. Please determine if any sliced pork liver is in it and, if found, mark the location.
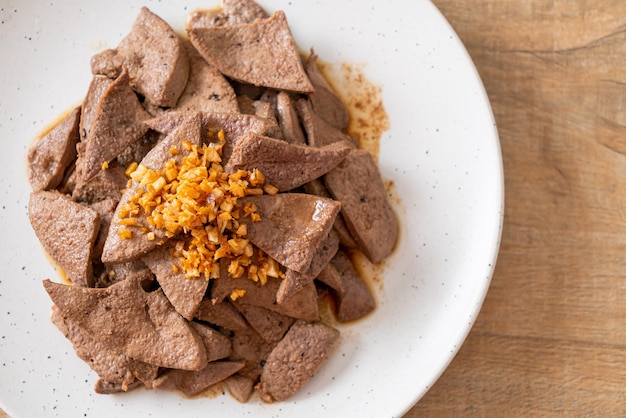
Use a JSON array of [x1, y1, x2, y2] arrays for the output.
[[225, 133, 352, 191], [194, 298, 249, 331], [305, 51, 350, 130], [145, 111, 281, 162], [29, 191, 100, 287], [211, 275, 319, 321], [233, 302, 295, 343], [72, 162, 127, 204], [276, 230, 339, 304], [251, 100, 281, 140], [94, 379, 143, 394], [27, 107, 80, 192], [96, 259, 149, 289], [43, 272, 208, 371], [302, 178, 358, 250], [315, 264, 343, 292], [81, 69, 151, 181], [259, 320, 340, 402], [101, 259, 150, 288], [325, 250, 375, 322], [297, 98, 356, 148], [115, 130, 162, 168], [175, 41, 239, 114], [237, 94, 257, 115], [188, 0, 269, 28], [222, 0, 270, 24], [91, 7, 190, 108], [153, 361, 245, 396], [225, 323, 278, 381], [276, 91, 306, 145], [102, 113, 202, 264], [202, 109, 283, 146], [324, 149, 398, 263], [56, 161, 79, 196], [88, 198, 118, 265], [51, 306, 158, 391], [238, 193, 341, 273], [80, 76, 113, 142], [189, 321, 232, 362], [188, 9, 226, 29], [224, 374, 255, 402], [142, 245, 209, 320], [188, 11, 314, 93]]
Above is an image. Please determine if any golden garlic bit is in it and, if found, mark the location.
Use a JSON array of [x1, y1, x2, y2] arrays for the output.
[[229, 288, 247, 301], [118, 135, 281, 282]]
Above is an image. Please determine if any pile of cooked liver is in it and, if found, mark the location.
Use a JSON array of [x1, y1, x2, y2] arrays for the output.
[[27, 0, 397, 403]]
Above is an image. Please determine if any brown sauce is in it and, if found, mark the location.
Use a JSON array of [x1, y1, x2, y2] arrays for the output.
[[317, 60, 390, 162]]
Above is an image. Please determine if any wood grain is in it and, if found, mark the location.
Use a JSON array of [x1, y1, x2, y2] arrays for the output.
[[405, 1, 626, 416]]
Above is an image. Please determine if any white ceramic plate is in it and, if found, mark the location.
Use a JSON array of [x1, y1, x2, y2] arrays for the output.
[[0, 0, 503, 417]]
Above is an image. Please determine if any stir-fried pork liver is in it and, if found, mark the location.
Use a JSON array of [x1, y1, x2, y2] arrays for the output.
[[225, 133, 352, 191], [326, 250, 376, 322], [276, 230, 339, 304], [211, 274, 320, 321], [324, 149, 398, 263], [221, 0, 270, 24], [194, 298, 249, 331], [80, 69, 151, 181], [72, 162, 127, 204], [80, 76, 113, 142], [91, 7, 190, 108], [258, 320, 340, 402], [94, 379, 143, 394], [145, 111, 281, 162], [175, 41, 239, 114], [305, 51, 350, 130], [188, 0, 269, 29], [189, 321, 233, 362], [297, 98, 357, 148], [115, 130, 163, 168], [153, 361, 245, 396], [143, 246, 209, 320], [43, 272, 208, 371], [51, 306, 158, 391], [27, 107, 80, 192], [225, 322, 278, 381], [275, 91, 307, 145], [188, 12, 314, 93], [233, 302, 295, 343], [238, 193, 341, 273], [224, 374, 256, 402], [100, 259, 149, 289], [302, 178, 359, 250], [87, 198, 118, 265], [29, 191, 100, 287]]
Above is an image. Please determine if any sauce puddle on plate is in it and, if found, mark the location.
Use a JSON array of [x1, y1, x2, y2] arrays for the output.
[[317, 60, 390, 163]]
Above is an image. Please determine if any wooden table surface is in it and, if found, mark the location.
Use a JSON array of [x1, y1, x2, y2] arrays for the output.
[[405, 1, 626, 416]]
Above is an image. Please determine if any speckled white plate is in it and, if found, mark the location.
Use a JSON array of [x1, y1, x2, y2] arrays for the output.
[[0, 1, 502, 417]]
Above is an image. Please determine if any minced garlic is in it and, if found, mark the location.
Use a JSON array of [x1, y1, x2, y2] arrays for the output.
[[229, 288, 246, 301], [118, 136, 283, 283], [117, 228, 132, 240]]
